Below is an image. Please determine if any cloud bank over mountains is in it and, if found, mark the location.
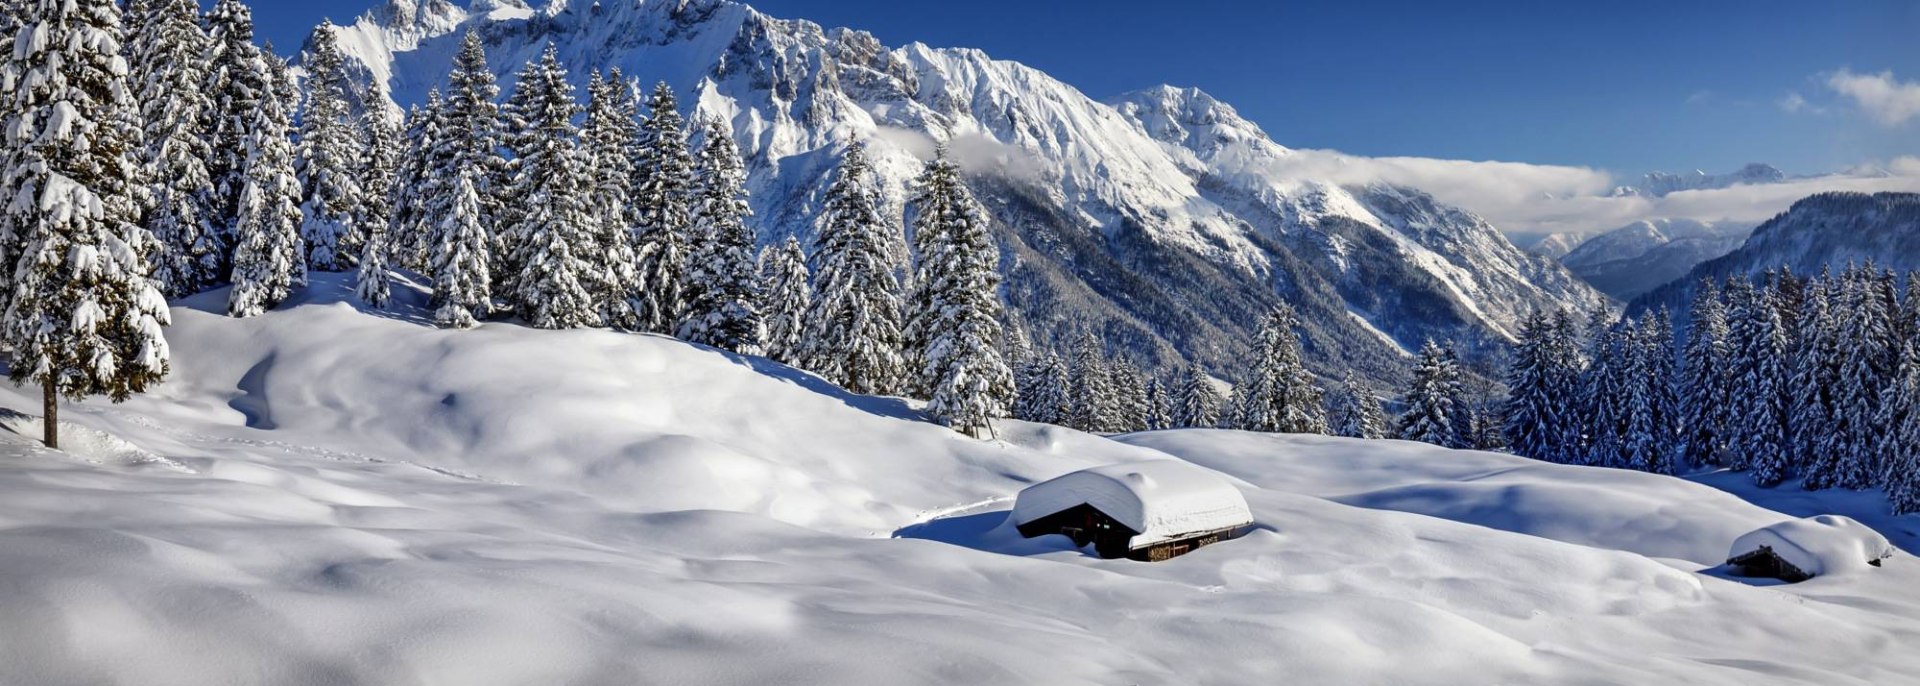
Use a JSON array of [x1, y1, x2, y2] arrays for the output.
[[1281, 148, 1920, 240]]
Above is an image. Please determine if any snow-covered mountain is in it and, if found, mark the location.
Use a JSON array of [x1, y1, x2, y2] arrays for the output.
[[1633, 192, 1920, 313], [1609, 163, 1788, 198], [1558, 218, 1751, 300], [318, 0, 1606, 383]]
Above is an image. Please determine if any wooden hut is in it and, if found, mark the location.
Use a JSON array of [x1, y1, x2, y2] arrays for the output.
[[1011, 460, 1253, 561]]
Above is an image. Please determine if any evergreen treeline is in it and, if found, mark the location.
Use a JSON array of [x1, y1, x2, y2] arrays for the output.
[[1504, 265, 1920, 513]]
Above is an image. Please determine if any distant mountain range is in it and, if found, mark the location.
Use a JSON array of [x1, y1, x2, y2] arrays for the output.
[[1632, 192, 1920, 314], [316, 0, 1607, 385], [1557, 219, 1753, 301], [1608, 163, 1788, 198]]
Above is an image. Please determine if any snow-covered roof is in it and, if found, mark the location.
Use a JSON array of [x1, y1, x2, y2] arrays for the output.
[[1728, 515, 1894, 579], [1012, 460, 1253, 549]]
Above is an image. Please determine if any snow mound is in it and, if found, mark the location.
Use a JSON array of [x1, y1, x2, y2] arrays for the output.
[[0, 280, 1916, 683], [1010, 460, 1252, 548], [1728, 515, 1895, 580], [0, 409, 189, 472]]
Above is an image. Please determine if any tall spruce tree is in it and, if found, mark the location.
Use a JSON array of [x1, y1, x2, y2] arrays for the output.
[[1830, 266, 1899, 489], [1503, 310, 1575, 461], [1239, 304, 1328, 434], [632, 82, 692, 334], [757, 237, 811, 366], [908, 149, 1012, 433], [227, 52, 305, 318], [1626, 310, 1679, 475], [125, 0, 217, 296], [202, 0, 269, 273], [1887, 364, 1920, 514], [1728, 278, 1793, 486], [1174, 363, 1223, 429], [1110, 361, 1150, 432], [680, 117, 764, 352], [503, 47, 596, 329], [799, 141, 905, 395], [580, 70, 642, 330], [1145, 376, 1173, 431], [1794, 273, 1845, 488], [1399, 340, 1464, 448], [439, 30, 504, 224], [2, 0, 172, 448], [294, 20, 363, 272], [1680, 280, 1734, 469], [390, 93, 444, 271], [354, 91, 399, 309], [1330, 370, 1388, 439], [1013, 350, 1069, 426], [1068, 333, 1118, 433], [430, 170, 492, 329]]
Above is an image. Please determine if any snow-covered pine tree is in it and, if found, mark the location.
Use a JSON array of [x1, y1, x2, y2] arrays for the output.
[[1067, 333, 1119, 432], [1503, 310, 1570, 461], [632, 82, 693, 334], [679, 117, 764, 352], [757, 237, 811, 366], [387, 94, 439, 269], [1626, 310, 1679, 475], [439, 30, 504, 221], [1887, 362, 1920, 515], [1013, 349, 1070, 426], [799, 141, 906, 395], [202, 0, 270, 273], [1578, 318, 1634, 467], [1174, 363, 1223, 429], [580, 70, 642, 330], [504, 47, 596, 330], [1793, 272, 1844, 488], [354, 88, 399, 309], [1399, 340, 1463, 448], [2, 0, 172, 448], [226, 52, 305, 318], [294, 20, 363, 272], [1877, 272, 1920, 491], [1329, 370, 1388, 439], [430, 170, 492, 329], [1679, 280, 1734, 469], [907, 148, 1013, 433], [1829, 266, 1900, 489], [1726, 277, 1793, 486], [1239, 304, 1328, 434], [1145, 376, 1172, 431], [1110, 360, 1150, 432], [124, 0, 218, 296]]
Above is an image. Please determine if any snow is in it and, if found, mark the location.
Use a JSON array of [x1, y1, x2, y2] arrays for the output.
[[1728, 515, 1895, 579], [1010, 460, 1253, 548], [0, 274, 1917, 683]]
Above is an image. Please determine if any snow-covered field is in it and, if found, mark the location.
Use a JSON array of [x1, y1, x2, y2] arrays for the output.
[[1, 274, 1916, 685]]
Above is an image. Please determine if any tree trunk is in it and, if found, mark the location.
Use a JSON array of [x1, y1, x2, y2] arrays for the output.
[[41, 377, 57, 450]]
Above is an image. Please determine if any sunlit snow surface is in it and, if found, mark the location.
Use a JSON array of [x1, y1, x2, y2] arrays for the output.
[[0, 274, 1915, 685]]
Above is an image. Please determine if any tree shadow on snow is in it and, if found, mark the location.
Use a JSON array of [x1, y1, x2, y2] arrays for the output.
[[720, 352, 929, 424], [172, 271, 438, 327]]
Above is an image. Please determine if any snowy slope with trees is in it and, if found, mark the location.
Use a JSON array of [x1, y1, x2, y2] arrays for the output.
[[0, 279, 1915, 684], [319, 0, 1607, 384]]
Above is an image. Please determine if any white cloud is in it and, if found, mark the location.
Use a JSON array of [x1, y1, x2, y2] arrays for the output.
[[1263, 149, 1920, 240], [1777, 91, 1821, 114], [1825, 68, 1920, 126]]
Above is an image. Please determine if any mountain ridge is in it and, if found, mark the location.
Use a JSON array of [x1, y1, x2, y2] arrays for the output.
[[319, 0, 1607, 383]]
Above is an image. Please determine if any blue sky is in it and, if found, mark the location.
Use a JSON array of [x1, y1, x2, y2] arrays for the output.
[[254, 0, 1917, 178]]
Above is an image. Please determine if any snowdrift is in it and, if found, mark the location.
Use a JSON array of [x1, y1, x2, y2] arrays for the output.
[[1727, 515, 1895, 581], [0, 274, 1914, 685]]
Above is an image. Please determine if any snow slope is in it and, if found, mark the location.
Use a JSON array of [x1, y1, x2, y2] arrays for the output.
[[316, 0, 1606, 383], [0, 275, 1916, 684]]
